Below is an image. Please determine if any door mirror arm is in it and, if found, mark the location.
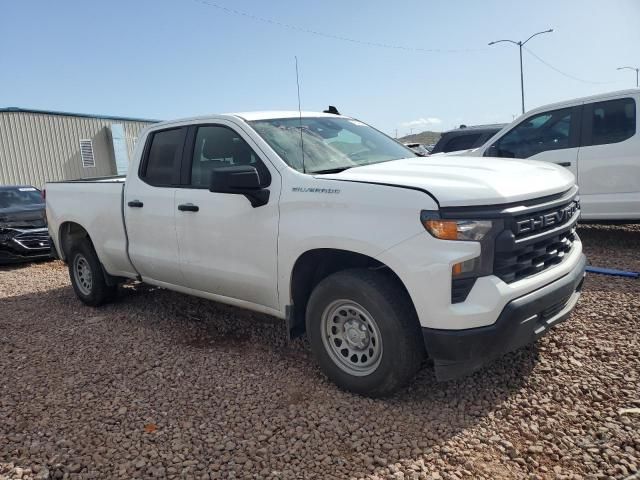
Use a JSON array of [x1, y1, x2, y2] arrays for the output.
[[209, 166, 270, 208], [485, 144, 498, 157]]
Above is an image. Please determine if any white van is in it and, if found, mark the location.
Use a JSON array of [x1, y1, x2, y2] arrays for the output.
[[469, 89, 639, 222]]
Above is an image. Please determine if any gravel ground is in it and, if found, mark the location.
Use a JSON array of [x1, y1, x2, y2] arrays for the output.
[[0, 224, 638, 480]]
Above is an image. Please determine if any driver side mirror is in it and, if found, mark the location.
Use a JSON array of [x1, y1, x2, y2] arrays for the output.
[[209, 165, 270, 208], [485, 143, 515, 158], [484, 144, 498, 157]]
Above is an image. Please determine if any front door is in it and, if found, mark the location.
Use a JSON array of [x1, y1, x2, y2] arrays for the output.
[[485, 105, 581, 180], [174, 123, 280, 309], [125, 127, 186, 285]]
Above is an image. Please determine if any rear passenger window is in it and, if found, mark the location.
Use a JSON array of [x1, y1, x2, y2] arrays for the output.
[[584, 98, 636, 146], [190, 125, 270, 188], [141, 128, 186, 186]]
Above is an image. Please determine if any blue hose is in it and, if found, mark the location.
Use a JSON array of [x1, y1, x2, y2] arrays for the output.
[[585, 266, 639, 278]]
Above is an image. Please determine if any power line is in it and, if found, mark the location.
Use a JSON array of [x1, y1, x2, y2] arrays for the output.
[[191, 0, 484, 54], [523, 47, 617, 85]]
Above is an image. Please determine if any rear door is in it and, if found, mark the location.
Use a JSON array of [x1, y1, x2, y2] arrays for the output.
[[124, 127, 187, 284], [173, 122, 280, 309], [577, 96, 639, 220], [484, 106, 581, 180]]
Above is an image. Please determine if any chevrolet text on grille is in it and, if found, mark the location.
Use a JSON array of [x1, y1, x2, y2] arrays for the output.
[[515, 202, 580, 235]]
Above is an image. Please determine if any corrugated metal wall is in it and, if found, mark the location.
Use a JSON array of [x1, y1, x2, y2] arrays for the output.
[[0, 111, 154, 187]]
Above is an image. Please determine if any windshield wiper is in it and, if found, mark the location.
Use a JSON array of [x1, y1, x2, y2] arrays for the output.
[[310, 166, 354, 174]]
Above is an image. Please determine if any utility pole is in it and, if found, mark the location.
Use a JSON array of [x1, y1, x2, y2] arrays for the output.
[[617, 66, 639, 88], [489, 29, 553, 114]]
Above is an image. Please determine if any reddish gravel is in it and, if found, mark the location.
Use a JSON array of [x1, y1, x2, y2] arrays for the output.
[[0, 224, 638, 480]]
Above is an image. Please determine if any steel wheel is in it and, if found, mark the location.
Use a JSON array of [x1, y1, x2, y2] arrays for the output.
[[321, 299, 383, 376], [73, 254, 93, 296]]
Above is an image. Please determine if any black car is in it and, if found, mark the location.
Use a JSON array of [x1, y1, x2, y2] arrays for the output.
[[0, 185, 52, 264], [430, 124, 506, 154]]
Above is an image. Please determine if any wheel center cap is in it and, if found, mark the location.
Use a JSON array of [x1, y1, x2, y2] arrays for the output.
[[345, 322, 368, 348], [348, 328, 360, 342]]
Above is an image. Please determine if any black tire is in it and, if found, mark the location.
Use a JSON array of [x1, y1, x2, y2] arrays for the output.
[[68, 239, 117, 307], [306, 269, 425, 397]]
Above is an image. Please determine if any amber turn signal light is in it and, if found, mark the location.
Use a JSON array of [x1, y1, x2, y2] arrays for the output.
[[422, 219, 460, 240]]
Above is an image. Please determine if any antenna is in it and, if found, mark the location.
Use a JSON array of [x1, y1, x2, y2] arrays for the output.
[[295, 56, 306, 173]]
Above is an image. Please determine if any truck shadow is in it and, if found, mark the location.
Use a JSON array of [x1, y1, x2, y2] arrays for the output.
[[577, 223, 640, 246], [0, 257, 55, 272], [115, 281, 538, 433], [0, 281, 538, 478], [118, 280, 536, 395]]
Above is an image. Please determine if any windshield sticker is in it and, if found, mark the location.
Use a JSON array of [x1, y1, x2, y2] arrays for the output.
[[292, 187, 341, 194], [18, 187, 37, 191]]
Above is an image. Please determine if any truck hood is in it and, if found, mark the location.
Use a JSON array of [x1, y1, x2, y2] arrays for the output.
[[0, 204, 46, 228], [318, 156, 575, 207]]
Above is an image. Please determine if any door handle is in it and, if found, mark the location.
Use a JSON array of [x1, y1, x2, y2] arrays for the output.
[[178, 203, 199, 212], [558, 162, 572, 167], [127, 200, 144, 208]]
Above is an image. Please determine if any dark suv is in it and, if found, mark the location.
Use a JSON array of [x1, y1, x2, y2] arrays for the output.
[[430, 124, 505, 154], [0, 185, 52, 264]]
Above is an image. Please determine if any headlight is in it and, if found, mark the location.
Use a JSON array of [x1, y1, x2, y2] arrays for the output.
[[422, 217, 493, 241]]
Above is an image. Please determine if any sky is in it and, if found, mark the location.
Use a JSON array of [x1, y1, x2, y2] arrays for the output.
[[1, 0, 639, 137]]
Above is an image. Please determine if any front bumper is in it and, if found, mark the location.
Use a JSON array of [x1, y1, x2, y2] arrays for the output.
[[0, 227, 53, 264], [422, 253, 586, 381]]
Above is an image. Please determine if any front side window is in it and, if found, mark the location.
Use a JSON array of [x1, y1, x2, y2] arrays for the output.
[[249, 117, 415, 174], [490, 107, 574, 158], [190, 126, 270, 188], [585, 98, 636, 146], [141, 128, 185, 186]]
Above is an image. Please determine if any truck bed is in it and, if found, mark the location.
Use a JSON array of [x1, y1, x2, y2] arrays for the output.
[[46, 178, 137, 278]]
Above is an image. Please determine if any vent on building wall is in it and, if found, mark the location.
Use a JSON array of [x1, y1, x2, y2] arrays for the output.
[[79, 139, 95, 168]]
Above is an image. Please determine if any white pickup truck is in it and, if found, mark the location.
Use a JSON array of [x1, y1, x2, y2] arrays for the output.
[[46, 111, 586, 396], [459, 89, 640, 222]]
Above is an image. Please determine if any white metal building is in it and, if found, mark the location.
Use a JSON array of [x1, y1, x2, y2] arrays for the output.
[[0, 108, 157, 187]]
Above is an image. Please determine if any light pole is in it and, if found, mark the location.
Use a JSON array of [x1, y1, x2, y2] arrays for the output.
[[489, 29, 553, 114], [617, 66, 639, 88]]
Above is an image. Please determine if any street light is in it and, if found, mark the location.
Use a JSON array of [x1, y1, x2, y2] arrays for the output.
[[617, 66, 639, 88], [489, 29, 553, 114]]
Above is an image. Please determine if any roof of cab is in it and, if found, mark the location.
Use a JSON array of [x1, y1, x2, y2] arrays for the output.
[[526, 88, 640, 115], [231, 111, 347, 121], [152, 111, 348, 129]]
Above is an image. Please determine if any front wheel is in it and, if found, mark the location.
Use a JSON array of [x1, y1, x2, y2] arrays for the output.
[[68, 240, 117, 307], [306, 269, 425, 397]]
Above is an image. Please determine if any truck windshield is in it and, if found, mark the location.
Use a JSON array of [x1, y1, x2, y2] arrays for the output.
[[248, 117, 415, 174], [0, 188, 42, 209]]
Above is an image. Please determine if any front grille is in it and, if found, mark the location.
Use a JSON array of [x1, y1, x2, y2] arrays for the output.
[[440, 186, 580, 294], [494, 228, 576, 283], [13, 230, 50, 250]]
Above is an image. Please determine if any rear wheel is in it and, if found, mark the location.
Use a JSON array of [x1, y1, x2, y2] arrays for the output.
[[68, 240, 117, 306], [306, 269, 424, 397]]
